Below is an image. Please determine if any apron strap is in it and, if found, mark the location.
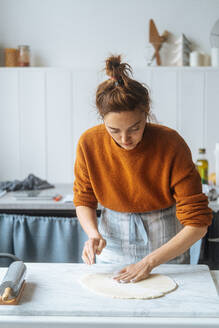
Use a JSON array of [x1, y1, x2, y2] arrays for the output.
[[129, 214, 148, 245]]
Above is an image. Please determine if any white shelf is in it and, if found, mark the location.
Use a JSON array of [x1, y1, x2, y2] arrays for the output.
[[0, 66, 219, 71]]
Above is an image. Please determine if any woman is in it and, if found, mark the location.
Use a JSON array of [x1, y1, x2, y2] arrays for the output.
[[73, 55, 212, 284]]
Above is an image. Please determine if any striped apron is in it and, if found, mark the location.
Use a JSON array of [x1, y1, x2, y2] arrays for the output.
[[96, 204, 190, 264]]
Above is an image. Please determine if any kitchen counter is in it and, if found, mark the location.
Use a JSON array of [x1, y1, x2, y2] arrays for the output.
[[0, 263, 218, 327], [0, 184, 74, 211], [0, 184, 217, 265], [0, 183, 218, 216], [0, 184, 101, 216]]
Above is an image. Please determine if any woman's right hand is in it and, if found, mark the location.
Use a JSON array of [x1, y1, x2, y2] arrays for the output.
[[82, 234, 106, 265]]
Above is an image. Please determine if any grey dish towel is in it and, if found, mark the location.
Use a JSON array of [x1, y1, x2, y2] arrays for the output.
[[0, 174, 54, 191]]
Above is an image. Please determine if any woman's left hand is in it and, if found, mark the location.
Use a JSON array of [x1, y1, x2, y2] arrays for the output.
[[113, 258, 154, 283]]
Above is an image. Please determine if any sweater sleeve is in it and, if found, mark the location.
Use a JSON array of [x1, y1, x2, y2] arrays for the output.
[[73, 140, 98, 209], [170, 134, 212, 227]]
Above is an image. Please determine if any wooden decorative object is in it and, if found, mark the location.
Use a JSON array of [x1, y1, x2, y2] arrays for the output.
[[149, 19, 169, 65]]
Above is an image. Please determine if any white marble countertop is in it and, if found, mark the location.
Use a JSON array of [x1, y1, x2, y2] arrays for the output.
[[0, 184, 74, 211], [0, 183, 102, 212], [0, 183, 218, 213], [0, 263, 219, 327]]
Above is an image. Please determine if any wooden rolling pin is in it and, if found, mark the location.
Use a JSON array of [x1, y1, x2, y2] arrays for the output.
[[0, 261, 27, 301], [2, 287, 12, 301]]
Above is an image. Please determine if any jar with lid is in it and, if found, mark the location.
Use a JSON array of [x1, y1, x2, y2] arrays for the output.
[[195, 148, 209, 184], [4, 48, 18, 66], [17, 45, 30, 66]]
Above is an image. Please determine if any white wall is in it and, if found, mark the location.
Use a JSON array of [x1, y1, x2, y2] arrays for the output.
[[1, 0, 219, 68]]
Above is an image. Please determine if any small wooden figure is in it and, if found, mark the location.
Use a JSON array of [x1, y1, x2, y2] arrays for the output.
[[149, 19, 169, 65]]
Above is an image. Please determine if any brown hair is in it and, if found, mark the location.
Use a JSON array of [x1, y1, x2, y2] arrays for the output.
[[96, 54, 151, 119]]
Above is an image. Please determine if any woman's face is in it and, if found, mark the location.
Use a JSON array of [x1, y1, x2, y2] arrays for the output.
[[104, 109, 147, 150]]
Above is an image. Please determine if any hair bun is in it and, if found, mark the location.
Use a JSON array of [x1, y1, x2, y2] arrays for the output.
[[96, 54, 151, 118], [105, 54, 132, 85], [105, 55, 122, 79]]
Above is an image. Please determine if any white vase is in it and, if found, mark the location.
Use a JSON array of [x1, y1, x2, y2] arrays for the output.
[[189, 51, 203, 66], [211, 48, 219, 67], [215, 143, 219, 186]]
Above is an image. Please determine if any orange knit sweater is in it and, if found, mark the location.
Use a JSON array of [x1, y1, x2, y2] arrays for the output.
[[73, 123, 212, 227]]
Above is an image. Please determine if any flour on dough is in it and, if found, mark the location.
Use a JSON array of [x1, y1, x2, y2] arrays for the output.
[[79, 273, 177, 299]]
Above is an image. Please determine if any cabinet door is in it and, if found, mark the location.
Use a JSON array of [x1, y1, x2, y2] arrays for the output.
[[19, 70, 46, 179], [0, 70, 20, 180], [151, 69, 178, 130], [178, 70, 205, 162], [72, 69, 100, 177], [205, 71, 219, 174], [46, 70, 73, 183]]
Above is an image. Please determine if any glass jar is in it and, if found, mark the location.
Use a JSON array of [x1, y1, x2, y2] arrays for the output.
[[17, 45, 30, 66], [4, 48, 18, 67]]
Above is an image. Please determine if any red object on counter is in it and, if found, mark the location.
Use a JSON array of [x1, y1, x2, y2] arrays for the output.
[[53, 195, 62, 202]]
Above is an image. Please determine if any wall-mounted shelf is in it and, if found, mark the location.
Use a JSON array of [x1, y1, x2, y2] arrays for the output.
[[0, 66, 219, 71]]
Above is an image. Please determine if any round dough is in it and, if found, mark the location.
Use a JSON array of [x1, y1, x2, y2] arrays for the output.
[[79, 273, 177, 299]]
